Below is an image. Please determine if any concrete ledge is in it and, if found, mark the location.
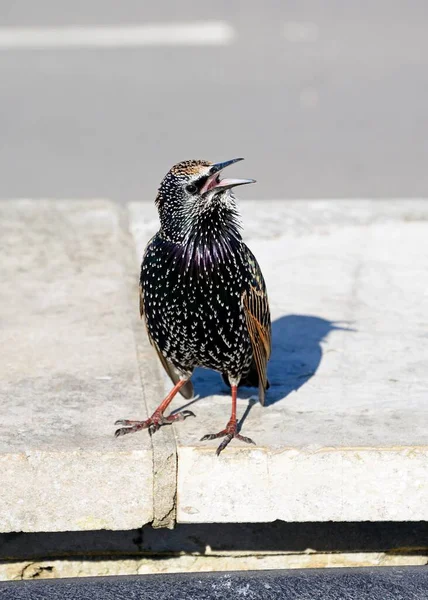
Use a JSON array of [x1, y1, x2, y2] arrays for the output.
[[1, 199, 427, 532], [1, 567, 428, 599], [0, 201, 154, 532], [129, 200, 428, 524]]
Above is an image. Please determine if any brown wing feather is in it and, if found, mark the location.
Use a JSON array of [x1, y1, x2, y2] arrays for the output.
[[139, 283, 144, 319], [139, 283, 194, 400], [242, 285, 271, 405]]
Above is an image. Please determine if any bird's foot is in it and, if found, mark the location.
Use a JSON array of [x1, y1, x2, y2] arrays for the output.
[[115, 409, 195, 437], [200, 419, 255, 456]]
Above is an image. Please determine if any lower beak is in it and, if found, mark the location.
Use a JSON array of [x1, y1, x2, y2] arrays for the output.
[[201, 158, 256, 194], [211, 177, 256, 191]]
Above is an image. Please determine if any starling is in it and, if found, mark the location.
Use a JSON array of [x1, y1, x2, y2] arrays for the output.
[[115, 158, 271, 455]]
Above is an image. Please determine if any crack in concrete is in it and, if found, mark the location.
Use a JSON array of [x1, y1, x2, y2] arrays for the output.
[[119, 206, 178, 529], [20, 562, 55, 580]]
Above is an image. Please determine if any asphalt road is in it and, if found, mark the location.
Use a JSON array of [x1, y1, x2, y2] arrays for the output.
[[1, 568, 428, 600], [1, 1, 428, 202]]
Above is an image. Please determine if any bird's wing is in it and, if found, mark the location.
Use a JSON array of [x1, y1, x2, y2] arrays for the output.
[[139, 282, 145, 319], [139, 263, 194, 401], [242, 247, 271, 405]]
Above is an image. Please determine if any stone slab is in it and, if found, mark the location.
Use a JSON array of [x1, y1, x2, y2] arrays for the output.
[[0, 200, 153, 532], [129, 200, 428, 523], [2, 199, 427, 532]]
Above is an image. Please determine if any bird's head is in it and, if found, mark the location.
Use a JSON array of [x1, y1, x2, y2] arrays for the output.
[[155, 158, 255, 242]]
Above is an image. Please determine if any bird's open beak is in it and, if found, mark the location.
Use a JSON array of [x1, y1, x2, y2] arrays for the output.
[[200, 158, 256, 195]]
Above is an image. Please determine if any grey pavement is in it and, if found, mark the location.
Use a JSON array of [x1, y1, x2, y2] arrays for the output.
[[1, 1, 428, 201]]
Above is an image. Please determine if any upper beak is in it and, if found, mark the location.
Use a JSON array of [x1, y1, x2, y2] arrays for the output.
[[200, 158, 256, 194]]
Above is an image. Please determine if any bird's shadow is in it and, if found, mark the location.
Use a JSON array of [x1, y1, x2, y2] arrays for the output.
[[263, 315, 354, 406], [185, 315, 354, 409]]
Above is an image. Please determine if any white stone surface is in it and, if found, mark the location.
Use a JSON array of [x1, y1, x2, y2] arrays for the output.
[[2, 199, 427, 532], [0, 200, 153, 532], [129, 200, 428, 523]]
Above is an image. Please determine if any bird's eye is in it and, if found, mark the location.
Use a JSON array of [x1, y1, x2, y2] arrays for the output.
[[186, 183, 198, 194]]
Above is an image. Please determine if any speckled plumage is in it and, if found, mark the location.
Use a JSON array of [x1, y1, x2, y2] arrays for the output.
[[116, 158, 271, 454]]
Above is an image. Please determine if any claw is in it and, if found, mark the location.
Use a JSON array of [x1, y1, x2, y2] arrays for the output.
[[215, 433, 234, 456], [114, 419, 141, 426], [114, 409, 196, 438], [115, 426, 141, 437], [183, 410, 196, 418], [170, 409, 196, 422], [200, 420, 256, 455], [200, 431, 227, 441]]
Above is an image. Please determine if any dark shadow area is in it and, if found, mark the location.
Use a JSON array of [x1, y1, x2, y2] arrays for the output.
[[179, 315, 354, 408], [1, 522, 427, 561], [237, 397, 257, 433], [265, 315, 354, 406]]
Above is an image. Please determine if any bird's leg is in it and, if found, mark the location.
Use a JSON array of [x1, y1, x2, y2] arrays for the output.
[[200, 384, 256, 455], [115, 378, 195, 437]]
